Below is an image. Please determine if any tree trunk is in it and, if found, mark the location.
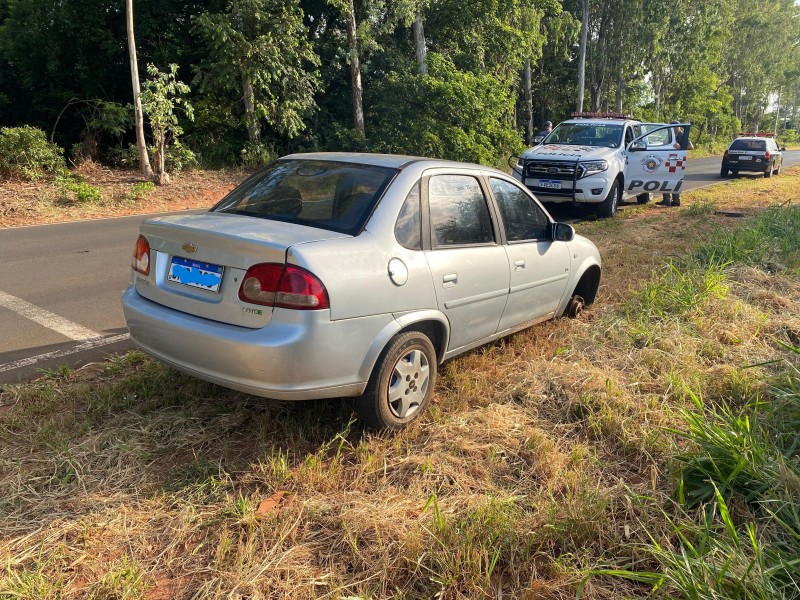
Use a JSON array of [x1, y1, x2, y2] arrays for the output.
[[153, 129, 170, 186], [345, 0, 365, 136], [414, 11, 427, 75], [774, 87, 781, 135], [523, 58, 533, 145], [576, 0, 589, 112], [615, 63, 623, 113], [242, 74, 261, 145], [125, 0, 153, 179]]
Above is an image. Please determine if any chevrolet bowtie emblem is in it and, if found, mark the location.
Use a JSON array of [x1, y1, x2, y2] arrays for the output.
[[182, 242, 198, 253]]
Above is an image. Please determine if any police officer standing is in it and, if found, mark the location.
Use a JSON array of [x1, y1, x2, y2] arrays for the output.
[[658, 120, 694, 207], [536, 120, 553, 141]]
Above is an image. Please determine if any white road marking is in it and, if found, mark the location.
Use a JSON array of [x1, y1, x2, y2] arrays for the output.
[[0, 333, 130, 374], [0, 290, 100, 341]]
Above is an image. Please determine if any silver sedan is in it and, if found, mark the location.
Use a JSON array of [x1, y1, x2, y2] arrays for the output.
[[122, 153, 601, 429]]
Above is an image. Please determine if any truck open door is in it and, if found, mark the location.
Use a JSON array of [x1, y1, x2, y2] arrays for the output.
[[625, 123, 691, 196]]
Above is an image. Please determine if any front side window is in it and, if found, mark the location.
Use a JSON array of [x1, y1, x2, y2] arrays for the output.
[[213, 159, 398, 235], [428, 175, 494, 247], [490, 178, 550, 242]]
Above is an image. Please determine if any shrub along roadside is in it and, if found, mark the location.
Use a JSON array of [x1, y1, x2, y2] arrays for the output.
[[582, 206, 800, 599], [0, 126, 66, 180]]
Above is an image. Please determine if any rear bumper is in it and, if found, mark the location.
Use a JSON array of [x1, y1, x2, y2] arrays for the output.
[[122, 287, 392, 400], [722, 161, 769, 173]]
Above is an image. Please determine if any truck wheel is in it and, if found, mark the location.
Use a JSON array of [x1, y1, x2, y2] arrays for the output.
[[720, 167, 728, 178], [596, 180, 620, 218], [636, 192, 651, 204], [355, 331, 437, 430]]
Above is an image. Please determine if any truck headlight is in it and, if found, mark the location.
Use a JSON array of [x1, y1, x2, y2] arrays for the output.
[[579, 160, 608, 178]]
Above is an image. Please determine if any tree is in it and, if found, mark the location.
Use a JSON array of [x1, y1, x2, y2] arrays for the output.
[[194, 0, 320, 147], [140, 63, 193, 185], [576, 0, 588, 112], [126, 0, 153, 178]]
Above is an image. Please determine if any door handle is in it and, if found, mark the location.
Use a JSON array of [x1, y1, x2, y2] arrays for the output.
[[442, 273, 458, 288], [514, 259, 525, 270]]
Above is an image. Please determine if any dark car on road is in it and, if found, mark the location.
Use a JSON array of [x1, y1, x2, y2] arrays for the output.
[[721, 135, 785, 178]]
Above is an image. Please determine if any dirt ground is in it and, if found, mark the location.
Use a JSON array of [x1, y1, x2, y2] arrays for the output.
[[0, 162, 250, 228]]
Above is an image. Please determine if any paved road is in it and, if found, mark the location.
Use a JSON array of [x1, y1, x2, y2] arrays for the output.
[[2, 152, 799, 384]]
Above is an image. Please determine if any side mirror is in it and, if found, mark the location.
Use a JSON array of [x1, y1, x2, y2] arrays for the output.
[[628, 140, 647, 152], [781, 146, 787, 151], [553, 222, 575, 242]]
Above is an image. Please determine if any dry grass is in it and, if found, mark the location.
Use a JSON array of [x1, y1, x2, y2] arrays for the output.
[[0, 162, 249, 228], [1, 169, 800, 598]]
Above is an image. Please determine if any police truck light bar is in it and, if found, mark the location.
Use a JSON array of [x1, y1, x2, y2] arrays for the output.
[[737, 131, 776, 138], [571, 112, 632, 119]]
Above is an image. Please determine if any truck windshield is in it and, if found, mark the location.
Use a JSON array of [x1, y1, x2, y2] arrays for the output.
[[545, 123, 624, 148]]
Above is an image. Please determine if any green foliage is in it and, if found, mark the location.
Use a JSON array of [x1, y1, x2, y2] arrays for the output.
[[193, 0, 320, 142], [163, 140, 198, 173], [0, 126, 66, 180], [696, 205, 800, 272], [141, 64, 193, 182], [127, 181, 156, 201], [627, 261, 729, 323], [240, 142, 276, 168], [55, 174, 103, 204], [367, 53, 524, 166]]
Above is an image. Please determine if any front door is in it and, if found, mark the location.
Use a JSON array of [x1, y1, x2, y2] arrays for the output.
[[625, 123, 691, 197], [422, 172, 510, 352], [487, 177, 571, 331]]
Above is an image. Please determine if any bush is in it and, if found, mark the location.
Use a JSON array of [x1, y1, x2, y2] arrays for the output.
[[0, 126, 66, 180], [240, 142, 276, 168], [127, 181, 155, 202], [164, 140, 198, 173], [55, 174, 103, 204]]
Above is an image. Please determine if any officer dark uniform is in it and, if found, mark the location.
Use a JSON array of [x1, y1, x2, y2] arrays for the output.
[[658, 120, 694, 207]]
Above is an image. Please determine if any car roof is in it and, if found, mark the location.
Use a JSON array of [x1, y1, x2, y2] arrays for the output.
[[558, 118, 636, 126], [730, 137, 772, 142], [279, 152, 505, 174]]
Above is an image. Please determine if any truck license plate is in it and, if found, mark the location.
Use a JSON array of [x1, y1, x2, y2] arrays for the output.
[[539, 179, 562, 190]]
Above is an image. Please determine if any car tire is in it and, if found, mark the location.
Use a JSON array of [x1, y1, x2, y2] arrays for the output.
[[776, 161, 782, 175], [720, 167, 728, 178], [356, 331, 437, 430], [596, 180, 620, 218], [636, 192, 651, 204]]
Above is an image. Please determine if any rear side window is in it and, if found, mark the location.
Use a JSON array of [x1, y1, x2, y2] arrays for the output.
[[730, 139, 766, 151], [395, 182, 421, 250], [212, 159, 397, 235], [428, 175, 494, 247]]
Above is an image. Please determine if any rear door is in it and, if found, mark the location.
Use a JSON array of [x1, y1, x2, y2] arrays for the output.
[[625, 123, 690, 196], [422, 170, 510, 352]]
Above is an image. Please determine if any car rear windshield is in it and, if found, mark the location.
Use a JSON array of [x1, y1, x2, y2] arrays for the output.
[[545, 123, 623, 148], [730, 139, 766, 151], [212, 159, 398, 235]]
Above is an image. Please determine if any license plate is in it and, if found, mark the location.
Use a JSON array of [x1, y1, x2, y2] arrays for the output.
[[168, 257, 224, 293], [539, 179, 562, 190], [739, 155, 752, 161]]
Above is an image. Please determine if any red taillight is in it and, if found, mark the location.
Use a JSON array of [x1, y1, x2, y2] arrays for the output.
[[238, 263, 329, 310], [131, 235, 150, 275], [765, 151, 771, 160]]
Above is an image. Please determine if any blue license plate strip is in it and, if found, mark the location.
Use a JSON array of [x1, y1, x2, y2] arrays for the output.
[[539, 179, 562, 189], [168, 256, 224, 293]]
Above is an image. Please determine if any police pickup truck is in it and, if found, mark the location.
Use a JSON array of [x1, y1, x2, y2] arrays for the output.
[[511, 113, 691, 218]]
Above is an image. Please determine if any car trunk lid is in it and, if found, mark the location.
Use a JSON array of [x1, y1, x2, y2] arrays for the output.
[[134, 212, 348, 328]]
